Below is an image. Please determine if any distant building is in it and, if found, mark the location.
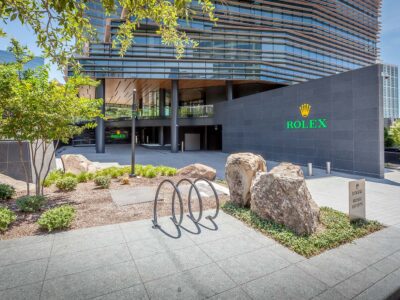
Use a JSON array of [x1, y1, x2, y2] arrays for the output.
[[0, 50, 44, 70], [382, 64, 399, 125]]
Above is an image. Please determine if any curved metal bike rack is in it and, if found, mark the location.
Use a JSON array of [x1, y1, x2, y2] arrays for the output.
[[174, 178, 203, 223], [188, 178, 219, 221], [152, 177, 219, 229], [152, 179, 184, 228]]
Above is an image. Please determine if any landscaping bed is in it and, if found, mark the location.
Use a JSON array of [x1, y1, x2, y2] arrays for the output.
[[222, 202, 384, 258], [0, 166, 226, 240]]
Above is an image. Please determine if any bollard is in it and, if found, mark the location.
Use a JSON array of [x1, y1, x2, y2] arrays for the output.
[[307, 163, 313, 176], [326, 161, 331, 174], [181, 141, 184, 152], [146, 136, 149, 144]]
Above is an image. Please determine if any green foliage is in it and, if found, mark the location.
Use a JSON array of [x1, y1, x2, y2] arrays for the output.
[[16, 195, 46, 212], [37, 205, 75, 232], [0, 1, 216, 66], [94, 176, 111, 189], [0, 183, 15, 200], [43, 169, 64, 187], [389, 120, 400, 146], [55, 177, 78, 192], [76, 172, 89, 183], [384, 127, 395, 148], [145, 168, 157, 178], [0, 40, 103, 196], [0, 207, 16, 231], [132, 164, 177, 178], [222, 202, 383, 258]]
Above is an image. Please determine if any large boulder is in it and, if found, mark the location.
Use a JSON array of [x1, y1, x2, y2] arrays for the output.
[[177, 163, 216, 181], [225, 153, 266, 207], [61, 154, 100, 174], [250, 163, 320, 235]]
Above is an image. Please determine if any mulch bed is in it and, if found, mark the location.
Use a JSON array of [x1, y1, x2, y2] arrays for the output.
[[1, 176, 228, 240]]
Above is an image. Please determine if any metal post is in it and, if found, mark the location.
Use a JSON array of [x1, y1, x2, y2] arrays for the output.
[[171, 80, 179, 153], [307, 163, 313, 176], [181, 141, 184, 152], [95, 79, 106, 153], [326, 161, 331, 174], [130, 91, 136, 177]]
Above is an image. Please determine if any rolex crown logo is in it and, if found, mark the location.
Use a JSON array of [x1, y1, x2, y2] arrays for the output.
[[299, 103, 311, 118]]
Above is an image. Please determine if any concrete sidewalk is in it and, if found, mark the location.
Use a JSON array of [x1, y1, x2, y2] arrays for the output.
[[0, 211, 399, 300]]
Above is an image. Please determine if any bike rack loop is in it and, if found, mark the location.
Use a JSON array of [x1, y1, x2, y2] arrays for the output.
[[152, 179, 184, 228], [188, 178, 219, 221], [152, 177, 220, 229], [173, 178, 203, 223]]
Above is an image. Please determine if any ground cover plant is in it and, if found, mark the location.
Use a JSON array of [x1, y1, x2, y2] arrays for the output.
[[0, 207, 16, 231], [0, 183, 15, 200], [222, 202, 384, 257], [94, 176, 111, 189], [16, 195, 47, 212], [55, 177, 78, 192], [37, 205, 76, 232], [43, 165, 178, 188]]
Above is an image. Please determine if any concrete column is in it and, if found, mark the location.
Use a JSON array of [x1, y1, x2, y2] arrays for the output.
[[159, 89, 165, 117], [204, 126, 208, 150], [95, 79, 106, 153], [158, 126, 164, 146], [171, 80, 179, 153], [226, 80, 233, 101]]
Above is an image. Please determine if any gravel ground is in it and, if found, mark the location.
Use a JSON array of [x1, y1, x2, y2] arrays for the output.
[[0, 176, 227, 240]]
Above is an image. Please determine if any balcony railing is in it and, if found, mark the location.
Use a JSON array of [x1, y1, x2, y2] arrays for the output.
[[136, 105, 214, 120], [178, 105, 214, 118]]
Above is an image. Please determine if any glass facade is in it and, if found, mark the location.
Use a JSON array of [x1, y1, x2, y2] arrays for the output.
[[74, 0, 381, 85], [0, 50, 44, 70], [382, 64, 399, 119]]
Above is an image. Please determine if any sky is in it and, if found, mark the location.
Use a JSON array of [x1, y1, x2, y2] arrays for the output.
[[0, 0, 399, 83]]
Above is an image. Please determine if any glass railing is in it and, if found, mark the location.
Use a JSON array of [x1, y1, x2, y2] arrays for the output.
[[178, 105, 214, 118], [103, 105, 214, 120]]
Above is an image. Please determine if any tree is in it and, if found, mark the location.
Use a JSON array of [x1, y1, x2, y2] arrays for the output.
[[0, 41, 102, 195], [389, 120, 400, 147], [384, 127, 394, 148], [0, 0, 217, 66]]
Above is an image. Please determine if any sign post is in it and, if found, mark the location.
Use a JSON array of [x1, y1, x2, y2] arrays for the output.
[[348, 179, 366, 221]]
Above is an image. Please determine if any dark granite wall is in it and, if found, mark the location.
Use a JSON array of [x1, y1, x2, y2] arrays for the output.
[[214, 64, 384, 178], [0, 141, 32, 182]]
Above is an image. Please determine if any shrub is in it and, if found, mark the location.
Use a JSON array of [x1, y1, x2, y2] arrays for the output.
[[76, 172, 89, 183], [42, 169, 64, 187], [64, 172, 77, 178], [16, 195, 47, 212], [0, 184, 15, 200], [37, 205, 75, 232], [120, 166, 131, 175], [55, 177, 78, 191], [166, 168, 177, 176], [110, 169, 121, 179], [0, 207, 16, 231], [87, 172, 95, 180], [94, 175, 111, 189], [145, 168, 157, 178]]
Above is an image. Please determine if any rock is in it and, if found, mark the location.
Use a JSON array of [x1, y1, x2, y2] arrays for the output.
[[61, 154, 100, 174], [0, 173, 35, 195], [177, 163, 216, 181], [250, 163, 320, 235], [225, 153, 266, 207]]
